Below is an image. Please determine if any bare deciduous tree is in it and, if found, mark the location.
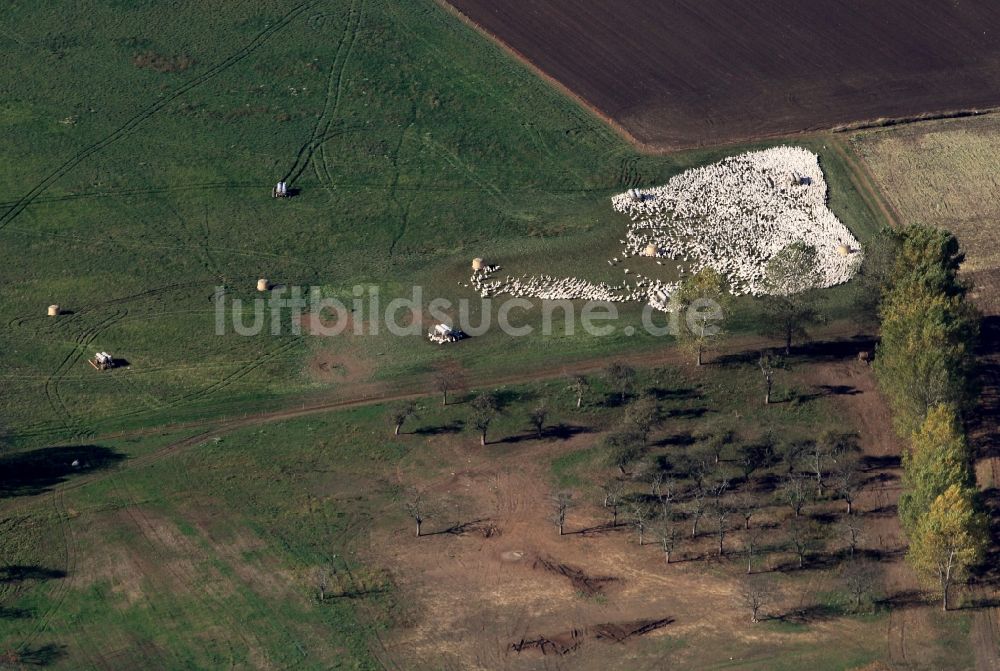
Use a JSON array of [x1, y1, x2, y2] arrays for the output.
[[389, 401, 417, 437], [739, 576, 775, 623], [649, 471, 677, 507], [602, 480, 626, 527], [737, 440, 774, 480], [700, 423, 735, 464], [625, 395, 662, 445], [567, 374, 590, 409], [470, 392, 500, 446], [432, 361, 467, 406], [630, 502, 652, 546], [686, 488, 707, 539], [806, 439, 829, 498], [528, 404, 549, 439], [605, 427, 644, 475], [743, 526, 765, 574], [786, 517, 823, 569], [313, 566, 335, 601], [779, 439, 809, 475], [841, 561, 880, 612], [758, 353, 780, 405], [733, 490, 758, 530], [841, 518, 864, 559], [706, 476, 731, 503], [605, 362, 636, 404], [832, 457, 862, 515], [711, 500, 731, 556], [655, 519, 679, 565], [404, 491, 428, 538], [779, 472, 810, 518], [549, 491, 574, 536]]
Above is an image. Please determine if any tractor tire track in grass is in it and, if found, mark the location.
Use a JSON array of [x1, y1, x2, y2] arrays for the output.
[[11, 282, 209, 441], [166, 336, 306, 408], [386, 112, 417, 257], [110, 476, 262, 667], [0, 0, 318, 232], [43, 310, 127, 438], [86, 334, 308, 431], [618, 155, 640, 189], [285, 0, 364, 186], [17, 491, 77, 658], [316, 0, 365, 191], [105, 476, 211, 668]]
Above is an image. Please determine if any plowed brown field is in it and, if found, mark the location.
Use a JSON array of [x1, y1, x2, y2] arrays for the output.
[[444, 0, 1000, 150]]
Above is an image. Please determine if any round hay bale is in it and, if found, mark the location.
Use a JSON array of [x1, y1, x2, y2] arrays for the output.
[[471, 258, 484, 271], [257, 278, 270, 292], [837, 244, 851, 257], [643, 243, 658, 257], [47, 305, 60, 317]]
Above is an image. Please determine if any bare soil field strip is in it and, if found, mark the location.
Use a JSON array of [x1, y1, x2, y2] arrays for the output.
[[443, 0, 1000, 151]]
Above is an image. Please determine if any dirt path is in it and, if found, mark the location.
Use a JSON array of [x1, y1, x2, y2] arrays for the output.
[[0, 323, 872, 525], [89, 321, 868, 445], [827, 135, 903, 231]]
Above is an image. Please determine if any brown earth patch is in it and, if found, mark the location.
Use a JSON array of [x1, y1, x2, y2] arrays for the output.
[[365, 364, 909, 669], [443, 0, 1000, 151]]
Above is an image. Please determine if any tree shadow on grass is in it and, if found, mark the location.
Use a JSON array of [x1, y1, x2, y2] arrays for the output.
[[0, 606, 33, 620], [12, 644, 66, 667], [796, 384, 862, 403], [650, 432, 696, 449], [497, 424, 594, 445], [666, 406, 709, 420], [422, 518, 493, 537], [647, 386, 700, 402], [715, 336, 876, 368], [776, 602, 841, 624], [410, 420, 465, 436], [792, 336, 878, 362], [877, 589, 926, 609], [861, 455, 901, 471], [971, 486, 1000, 582], [0, 445, 125, 499], [0, 566, 67, 583], [969, 315, 1000, 461]]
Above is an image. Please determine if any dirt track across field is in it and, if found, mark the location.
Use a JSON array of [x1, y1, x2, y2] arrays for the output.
[[442, 0, 1000, 151], [0, 323, 871, 518]]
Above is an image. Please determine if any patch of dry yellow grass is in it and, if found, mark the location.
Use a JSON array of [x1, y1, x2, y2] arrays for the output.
[[852, 115, 1000, 274]]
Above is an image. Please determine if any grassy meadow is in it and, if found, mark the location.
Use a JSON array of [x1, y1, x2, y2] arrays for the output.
[[0, 0, 883, 446]]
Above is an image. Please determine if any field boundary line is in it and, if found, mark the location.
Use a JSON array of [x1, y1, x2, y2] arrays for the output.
[[827, 136, 902, 231]]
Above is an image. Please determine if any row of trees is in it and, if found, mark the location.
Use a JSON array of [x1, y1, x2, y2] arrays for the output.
[[874, 225, 987, 611], [392, 362, 636, 447]]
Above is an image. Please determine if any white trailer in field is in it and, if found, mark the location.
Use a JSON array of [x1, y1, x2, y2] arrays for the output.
[[428, 324, 466, 345], [90, 352, 115, 371]]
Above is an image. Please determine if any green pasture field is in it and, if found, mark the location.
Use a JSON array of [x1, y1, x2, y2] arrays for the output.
[[0, 0, 882, 446]]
